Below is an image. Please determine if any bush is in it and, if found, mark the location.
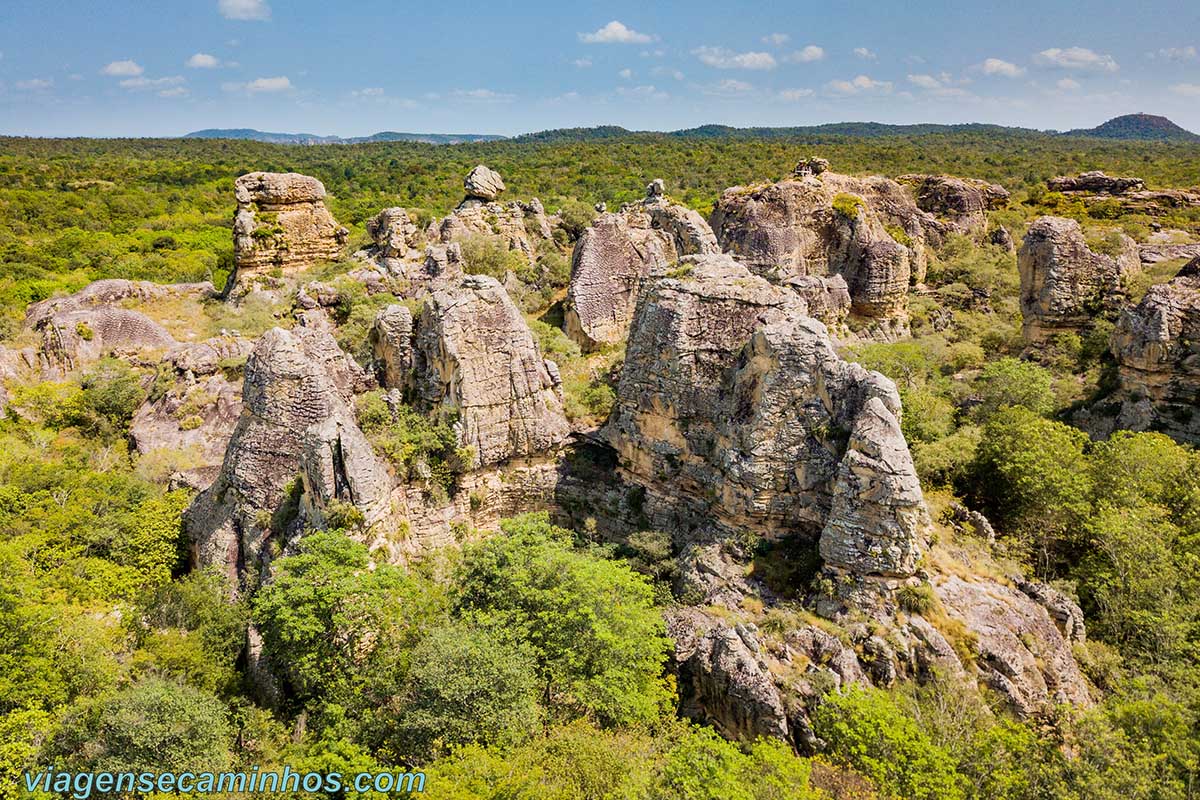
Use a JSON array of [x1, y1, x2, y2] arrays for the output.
[[832, 193, 865, 219], [973, 357, 1055, 421]]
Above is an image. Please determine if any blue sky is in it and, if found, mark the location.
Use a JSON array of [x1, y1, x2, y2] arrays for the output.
[[1, 0, 1199, 137]]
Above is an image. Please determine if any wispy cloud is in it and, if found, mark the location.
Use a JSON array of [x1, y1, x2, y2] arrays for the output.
[[16, 78, 53, 91], [158, 87, 189, 98], [1056, 78, 1081, 91], [218, 0, 270, 21], [762, 33, 790, 46], [1150, 46, 1197, 62], [619, 68, 633, 79], [785, 45, 825, 63], [351, 87, 384, 97], [186, 53, 220, 69], [1170, 83, 1200, 97], [692, 46, 776, 70], [978, 58, 1025, 77], [120, 75, 185, 89], [651, 66, 685, 81], [907, 73, 971, 97], [573, 57, 592, 68], [827, 74, 892, 95], [223, 75, 291, 93], [617, 84, 668, 101], [1034, 46, 1118, 72], [704, 78, 755, 96], [853, 47, 877, 61], [101, 60, 143, 77], [778, 88, 814, 101], [578, 21, 654, 44], [451, 88, 516, 103]]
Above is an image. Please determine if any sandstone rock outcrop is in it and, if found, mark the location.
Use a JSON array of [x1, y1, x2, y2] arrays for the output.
[[233, 172, 347, 275], [24, 279, 212, 328], [1048, 171, 1145, 195], [185, 327, 372, 587], [425, 167, 553, 266], [410, 274, 570, 468], [604, 254, 927, 578], [1047, 171, 1200, 216], [370, 304, 415, 389], [709, 164, 934, 329], [367, 207, 422, 260], [1102, 258, 1200, 443], [1018, 216, 1139, 343], [36, 307, 177, 375], [897, 174, 1009, 238], [563, 181, 720, 350]]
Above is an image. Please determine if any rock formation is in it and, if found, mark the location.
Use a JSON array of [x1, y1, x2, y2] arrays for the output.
[[35, 307, 177, 375], [426, 167, 553, 265], [709, 163, 935, 331], [564, 180, 721, 350], [1048, 171, 1145, 194], [603, 253, 927, 579], [1018, 216, 1139, 343], [367, 207, 422, 260], [1047, 171, 1200, 216], [370, 304, 415, 389], [24, 279, 212, 328], [464, 165, 506, 201], [1101, 258, 1200, 443], [233, 172, 347, 275], [410, 274, 570, 468], [897, 174, 1009, 238]]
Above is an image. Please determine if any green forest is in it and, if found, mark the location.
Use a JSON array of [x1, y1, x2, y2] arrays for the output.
[[2, 131, 1200, 800]]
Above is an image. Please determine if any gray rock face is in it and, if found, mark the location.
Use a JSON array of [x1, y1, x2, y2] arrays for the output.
[[1018, 216, 1139, 343], [1105, 259, 1200, 443], [1048, 171, 1145, 195], [604, 254, 927, 577], [36, 307, 177, 375], [794, 157, 830, 177], [370, 304, 415, 389], [24, 279, 212, 328], [897, 174, 1009, 238], [185, 327, 371, 587], [411, 275, 570, 468], [233, 172, 347, 275], [367, 207, 421, 260], [564, 192, 720, 351], [463, 165, 506, 201], [935, 575, 1091, 715], [709, 167, 932, 322], [428, 195, 550, 265], [784, 274, 852, 333]]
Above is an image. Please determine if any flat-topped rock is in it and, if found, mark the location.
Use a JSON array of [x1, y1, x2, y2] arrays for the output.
[[233, 171, 347, 275]]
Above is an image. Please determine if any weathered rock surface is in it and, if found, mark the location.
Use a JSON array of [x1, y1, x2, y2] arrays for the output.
[[24, 279, 212, 328], [130, 336, 253, 486], [1018, 216, 1139, 342], [36, 307, 177, 375], [410, 275, 570, 468], [1138, 242, 1200, 264], [604, 254, 927, 578], [370, 304, 415, 389], [1102, 258, 1200, 443], [185, 327, 372, 587], [1048, 171, 1145, 194], [464, 164, 506, 201], [233, 172, 347, 275], [897, 174, 1009, 238], [563, 182, 720, 350], [367, 207, 422, 260], [709, 165, 933, 327], [934, 575, 1091, 714]]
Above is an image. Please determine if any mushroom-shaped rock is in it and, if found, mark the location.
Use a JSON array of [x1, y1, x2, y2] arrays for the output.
[[1018, 216, 1138, 343], [463, 165, 506, 201], [411, 275, 570, 468], [233, 172, 346, 275]]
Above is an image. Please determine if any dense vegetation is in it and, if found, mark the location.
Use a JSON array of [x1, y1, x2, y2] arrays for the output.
[[1, 133, 1200, 798]]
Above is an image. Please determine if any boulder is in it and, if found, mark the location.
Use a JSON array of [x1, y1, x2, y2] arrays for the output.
[[233, 172, 347, 275], [366, 207, 421, 260], [24, 279, 212, 328], [896, 174, 1009, 238], [410, 275, 570, 468], [1104, 258, 1200, 444], [36, 307, 177, 375], [463, 165, 506, 201], [604, 254, 927, 579], [1018, 216, 1138, 343], [1048, 171, 1145, 195]]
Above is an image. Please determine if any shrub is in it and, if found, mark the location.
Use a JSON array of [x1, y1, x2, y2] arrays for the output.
[[832, 193, 865, 219]]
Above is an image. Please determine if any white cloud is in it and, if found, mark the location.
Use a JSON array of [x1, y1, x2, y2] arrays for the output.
[[573, 57, 592, 68], [704, 78, 755, 96], [907, 73, 971, 97], [158, 87, 189, 98], [827, 74, 892, 95], [101, 60, 143, 77], [186, 53, 220, 69], [907, 74, 941, 89], [16, 78, 53, 90], [762, 33, 790, 46], [617, 84, 669, 101], [451, 88, 516, 102], [619, 68, 633, 79], [785, 45, 825, 63], [218, 0, 270, 21], [1151, 46, 1197, 62], [853, 47, 877, 60], [692, 46, 776, 70], [120, 75, 185, 89], [351, 87, 385, 97], [651, 66, 685, 81], [224, 75, 291, 93], [1056, 78, 1081, 91], [1170, 83, 1200, 97], [979, 58, 1025, 77], [578, 21, 654, 44], [1033, 47, 1118, 72], [778, 88, 814, 101]]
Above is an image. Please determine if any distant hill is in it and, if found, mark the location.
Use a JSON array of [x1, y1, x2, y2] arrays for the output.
[[183, 128, 507, 145], [1064, 114, 1199, 142], [515, 122, 1043, 143]]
